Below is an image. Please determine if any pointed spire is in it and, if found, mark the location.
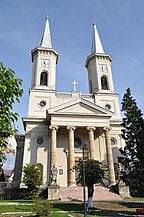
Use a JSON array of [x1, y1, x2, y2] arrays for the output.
[[40, 14, 52, 48], [91, 19, 104, 54]]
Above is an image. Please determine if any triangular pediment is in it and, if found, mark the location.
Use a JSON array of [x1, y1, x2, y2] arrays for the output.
[[47, 98, 113, 117]]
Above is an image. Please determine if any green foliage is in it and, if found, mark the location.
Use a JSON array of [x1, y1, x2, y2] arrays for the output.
[[119, 88, 144, 195], [73, 159, 106, 186], [23, 164, 43, 199], [33, 202, 52, 216], [0, 61, 23, 162]]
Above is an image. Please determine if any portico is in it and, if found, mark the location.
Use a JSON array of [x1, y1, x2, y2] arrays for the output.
[[47, 97, 116, 186], [48, 124, 115, 186]]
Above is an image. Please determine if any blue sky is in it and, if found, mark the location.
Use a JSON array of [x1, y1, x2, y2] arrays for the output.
[[1, 0, 144, 134]]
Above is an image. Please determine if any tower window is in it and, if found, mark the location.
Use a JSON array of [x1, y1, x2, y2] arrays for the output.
[[101, 76, 109, 90], [40, 71, 48, 86]]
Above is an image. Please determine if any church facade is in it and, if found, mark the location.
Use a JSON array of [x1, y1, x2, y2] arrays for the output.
[[14, 17, 125, 188]]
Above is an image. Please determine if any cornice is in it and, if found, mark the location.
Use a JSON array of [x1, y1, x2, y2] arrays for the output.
[[31, 47, 58, 63], [85, 53, 112, 68]]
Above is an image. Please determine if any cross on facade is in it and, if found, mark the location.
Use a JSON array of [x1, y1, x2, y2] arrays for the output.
[[72, 80, 78, 92]]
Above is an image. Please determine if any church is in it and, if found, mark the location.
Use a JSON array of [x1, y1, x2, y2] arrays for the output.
[[14, 16, 125, 188]]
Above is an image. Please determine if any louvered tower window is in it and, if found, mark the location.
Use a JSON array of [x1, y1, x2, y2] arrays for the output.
[[101, 76, 109, 90], [40, 72, 48, 85]]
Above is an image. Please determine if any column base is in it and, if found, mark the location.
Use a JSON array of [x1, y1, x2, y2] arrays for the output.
[[68, 182, 76, 187], [109, 181, 116, 187], [118, 181, 130, 198], [47, 184, 60, 200]]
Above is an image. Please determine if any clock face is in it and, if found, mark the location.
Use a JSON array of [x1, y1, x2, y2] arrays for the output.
[[41, 59, 50, 68], [98, 64, 107, 72]]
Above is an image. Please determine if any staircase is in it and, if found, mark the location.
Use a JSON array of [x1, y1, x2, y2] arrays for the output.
[[60, 185, 122, 201]]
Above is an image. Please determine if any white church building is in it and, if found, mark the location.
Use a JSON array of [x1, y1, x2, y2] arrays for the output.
[[14, 16, 125, 188]]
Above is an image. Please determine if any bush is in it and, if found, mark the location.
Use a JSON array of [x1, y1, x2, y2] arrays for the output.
[[23, 164, 43, 199], [33, 202, 52, 216]]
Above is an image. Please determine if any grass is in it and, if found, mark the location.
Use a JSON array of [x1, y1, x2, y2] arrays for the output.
[[126, 197, 144, 201], [0, 200, 144, 216], [0, 205, 33, 213]]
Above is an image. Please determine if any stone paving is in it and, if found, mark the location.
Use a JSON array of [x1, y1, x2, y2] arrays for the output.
[[60, 185, 123, 201]]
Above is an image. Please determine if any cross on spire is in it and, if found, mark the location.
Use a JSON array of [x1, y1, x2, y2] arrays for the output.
[[72, 80, 78, 92]]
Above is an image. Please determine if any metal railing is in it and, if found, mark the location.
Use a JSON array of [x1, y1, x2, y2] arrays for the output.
[[56, 91, 94, 99]]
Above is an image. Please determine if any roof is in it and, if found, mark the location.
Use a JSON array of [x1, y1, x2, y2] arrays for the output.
[[91, 20, 105, 54], [39, 15, 52, 48]]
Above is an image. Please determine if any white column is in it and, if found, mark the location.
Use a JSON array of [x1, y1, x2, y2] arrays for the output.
[[87, 127, 96, 159], [67, 126, 76, 186], [103, 127, 116, 186], [49, 125, 59, 167]]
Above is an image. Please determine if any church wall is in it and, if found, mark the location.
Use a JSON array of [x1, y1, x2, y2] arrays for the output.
[[13, 135, 25, 187], [28, 90, 95, 118], [56, 129, 68, 187], [95, 94, 121, 120], [22, 123, 49, 186], [87, 59, 99, 92], [23, 137, 31, 166], [97, 134, 107, 164], [31, 48, 57, 90], [95, 128, 122, 165], [28, 90, 55, 117], [94, 137, 101, 161], [31, 56, 37, 88], [109, 125, 125, 163], [97, 61, 114, 93]]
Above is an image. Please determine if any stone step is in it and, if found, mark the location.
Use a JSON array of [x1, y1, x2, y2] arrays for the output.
[[0, 187, 4, 199], [60, 185, 122, 201]]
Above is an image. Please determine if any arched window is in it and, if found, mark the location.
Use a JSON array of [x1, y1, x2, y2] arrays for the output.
[[40, 72, 48, 86], [101, 76, 109, 90]]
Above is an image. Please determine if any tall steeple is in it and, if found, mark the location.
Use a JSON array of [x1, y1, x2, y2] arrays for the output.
[[40, 15, 52, 48], [91, 20, 104, 54], [85, 20, 114, 94], [31, 15, 58, 90]]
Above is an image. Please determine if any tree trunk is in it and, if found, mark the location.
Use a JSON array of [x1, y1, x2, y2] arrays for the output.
[[87, 184, 94, 208]]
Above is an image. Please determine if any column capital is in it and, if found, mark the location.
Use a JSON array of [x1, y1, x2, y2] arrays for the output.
[[87, 126, 96, 132], [103, 127, 111, 132], [67, 126, 76, 131], [49, 125, 59, 131]]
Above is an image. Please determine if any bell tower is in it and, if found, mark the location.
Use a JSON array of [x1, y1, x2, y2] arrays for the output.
[[31, 16, 58, 90], [85, 21, 114, 94], [85, 20, 121, 120]]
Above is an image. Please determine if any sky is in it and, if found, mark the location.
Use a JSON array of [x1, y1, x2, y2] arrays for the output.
[[0, 1, 144, 137]]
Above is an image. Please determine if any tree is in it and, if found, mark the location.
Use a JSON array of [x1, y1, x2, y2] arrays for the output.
[[73, 159, 106, 208], [119, 88, 144, 195], [0, 62, 23, 163], [23, 164, 43, 199]]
